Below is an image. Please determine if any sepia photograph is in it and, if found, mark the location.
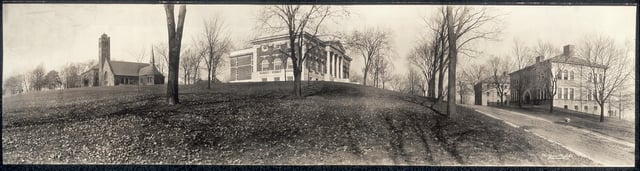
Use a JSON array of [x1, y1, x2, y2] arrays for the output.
[[2, 3, 636, 167]]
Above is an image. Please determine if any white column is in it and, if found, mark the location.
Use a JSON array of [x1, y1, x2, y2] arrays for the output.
[[326, 50, 330, 75], [329, 52, 333, 76], [333, 54, 336, 78], [339, 56, 343, 79], [334, 54, 337, 78]]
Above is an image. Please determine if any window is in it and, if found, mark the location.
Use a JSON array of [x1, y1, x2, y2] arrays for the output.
[[570, 71, 574, 80], [274, 77, 280, 81], [287, 76, 293, 81], [261, 59, 270, 71], [584, 106, 588, 111], [274, 58, 282, 70], [587, 91, 592, 101], [569, 88, 574, 100], [487, 92, 490, 96], [262, 78, 268, 82], [564, 105, 568, 109], [594, 106, 598, 111], [558, 88, 562, 99], [563, 88, 568, 99], [286, 58, 293, 70], [574, 105, 578, 110], [563, 70, 568, 80]]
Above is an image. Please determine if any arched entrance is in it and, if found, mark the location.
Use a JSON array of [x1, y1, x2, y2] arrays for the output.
[[524, 91, 532, 104]]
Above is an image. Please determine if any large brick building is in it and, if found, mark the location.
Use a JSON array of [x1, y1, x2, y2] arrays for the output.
[[509, 44, 613, 115], [81, 34, 164, 87], [228, 32, 351, 82]]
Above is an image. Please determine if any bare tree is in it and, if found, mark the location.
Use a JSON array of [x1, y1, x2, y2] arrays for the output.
[[456, 71, 472, 104], [512, 37, 534, 69], [532, 40, 560, 59], [60, 63, 78, 89], [346, 27, 391, 87], [197, 15, 232, 88], [29, 64, 46, 91], [164, 4, 187, 105], [408, 39, 437, 98], [542, 58, 567, 113], [443, 6, 502, 116], [4, 74, 24, 95], [488, 56, 512, 105], [153, 43, 169, 79], [258, 5, 346, 96], [578, 35, 632, 122], [462, 63, 488, 96], [406, 68, 424, 95], [378, 58, 394, 89], [388, 74, 404, 92], [370, 54, 392, 89], [180, 48, 193, 84]]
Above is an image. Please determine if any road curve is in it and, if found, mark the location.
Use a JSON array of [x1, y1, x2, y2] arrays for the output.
[[465, 105, 634, 166]]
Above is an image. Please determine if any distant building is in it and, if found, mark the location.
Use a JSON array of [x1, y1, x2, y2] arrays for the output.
[[509, 44, 613, 115], [81, 34, 164, 87], [474, 75, 510, 106], [228, 32, 351, 82]]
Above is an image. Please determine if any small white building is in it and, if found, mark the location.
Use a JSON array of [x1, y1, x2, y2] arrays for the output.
[[229, 32, 351, 83]]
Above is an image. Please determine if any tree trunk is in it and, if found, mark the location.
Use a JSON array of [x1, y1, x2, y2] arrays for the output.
[[363, 69, 369, 86], [437, 66, 445, 102], [293, 68, 302, 96], [164, 4, 186, 105], [446, 6, 457, 117], [207, 67, 212, 89], [427, 78, 435, 97], [549, 99, 554, 113], [599, 103, 605, 122]]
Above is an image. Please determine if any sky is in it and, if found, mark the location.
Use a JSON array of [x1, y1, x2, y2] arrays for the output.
[[2, 4, 636, 81]]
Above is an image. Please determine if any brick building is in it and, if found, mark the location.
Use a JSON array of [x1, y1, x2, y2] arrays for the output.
[[509, 44, 612, 115], [81, 34, 164, 87], [228, 32, 351, 82]]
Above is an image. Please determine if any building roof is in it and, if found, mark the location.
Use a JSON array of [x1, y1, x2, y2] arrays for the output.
[[478, 75, 509, 85], [108, 61, 151, 76], [510, 54, 608, 76], [138, 65, 163, 76], [548, 55, 607, 68]]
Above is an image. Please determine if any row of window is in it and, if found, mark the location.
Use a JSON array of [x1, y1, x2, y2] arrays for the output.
[[564, 105, 598, 112], [556, 70, 575, 80], [261, 76, 295, 82], [557, 87, 575, 100], [556, 87, 599, 101], [258, 57, 293, 71], [261, 43, 287, 52]]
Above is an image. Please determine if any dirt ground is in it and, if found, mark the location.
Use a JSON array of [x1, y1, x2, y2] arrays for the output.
[[2, 82, 596, 165]]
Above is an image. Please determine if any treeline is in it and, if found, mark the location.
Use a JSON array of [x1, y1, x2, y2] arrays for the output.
[[3, 61, 96, 96]]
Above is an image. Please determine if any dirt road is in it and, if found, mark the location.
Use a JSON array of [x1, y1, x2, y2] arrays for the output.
[[466, 105, 634, 166]]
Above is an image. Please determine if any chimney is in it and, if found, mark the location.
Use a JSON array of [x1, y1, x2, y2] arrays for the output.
[[536, 56, 544, 63], [563, 44, 575, 57]]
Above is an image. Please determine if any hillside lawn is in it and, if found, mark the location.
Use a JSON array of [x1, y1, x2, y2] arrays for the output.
[[2, 82, 595, 165]]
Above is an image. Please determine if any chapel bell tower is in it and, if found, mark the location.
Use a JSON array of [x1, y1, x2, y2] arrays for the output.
[[98, 33, 111, 86]]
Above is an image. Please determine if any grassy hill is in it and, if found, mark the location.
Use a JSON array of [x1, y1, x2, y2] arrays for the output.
[[2, 81, 595, 165]]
